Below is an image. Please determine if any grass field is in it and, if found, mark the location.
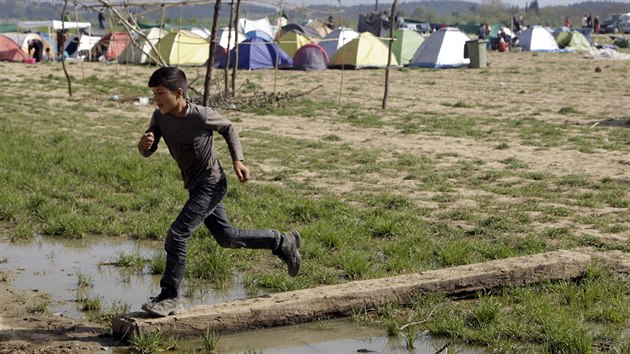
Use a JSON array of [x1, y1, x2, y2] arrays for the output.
[[1, 41, 629, 352]]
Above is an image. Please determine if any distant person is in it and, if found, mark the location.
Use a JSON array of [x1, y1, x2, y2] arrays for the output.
[[478, 22, 489, 40], [587, 14, 593, 28], [513, 16, 521, 35], [44, 47, 53, 62], [98, 11, 105, 30], [28, 38, 44, 62], [564, 16, 571, 28], [594, 16, 600, 33], [498, 37, 508, 52], [582, 14, 588, 28], [56, 30, 67, 53], [64, 11, 71, 22], [137, 67, 302, 317]]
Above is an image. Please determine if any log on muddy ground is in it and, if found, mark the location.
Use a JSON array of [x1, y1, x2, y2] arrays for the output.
[[112, 250, 591, 339]]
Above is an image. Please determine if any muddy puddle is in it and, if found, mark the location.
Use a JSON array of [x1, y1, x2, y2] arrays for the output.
[[0, 235, 487, 353]]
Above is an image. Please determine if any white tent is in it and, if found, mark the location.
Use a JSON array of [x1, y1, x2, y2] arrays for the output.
[[216, 27, 245, 50], [319, 27, 359, 59], [518, 26, 559, 52], [408, 27, 471, 68], [117, 27, 166, 64], [238, 18, 274, 40]]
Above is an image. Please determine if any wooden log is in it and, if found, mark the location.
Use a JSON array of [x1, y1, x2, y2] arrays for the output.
[[112, 250, 590, 339]]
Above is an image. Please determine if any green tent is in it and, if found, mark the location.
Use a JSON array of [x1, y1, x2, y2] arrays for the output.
[[329, 32, 399, 69], [556, 30, 591, 51], [392, 29, 424, 65]]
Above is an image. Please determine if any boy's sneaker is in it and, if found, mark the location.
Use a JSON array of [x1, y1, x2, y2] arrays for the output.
[[141, 295, 182, 317], [274, 230, 302, 277]]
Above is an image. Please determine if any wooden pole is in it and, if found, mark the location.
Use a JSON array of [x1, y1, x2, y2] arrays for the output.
[[224, 0, 235, 93], [231, 0, 241, 98], [203, 0, 222, 107], [382, 0, 397, 110], [61, 0, 72, 97]]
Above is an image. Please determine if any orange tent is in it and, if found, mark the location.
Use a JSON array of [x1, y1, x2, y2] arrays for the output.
[[91, 32, 131, 61], [0, 34, 28, 62]]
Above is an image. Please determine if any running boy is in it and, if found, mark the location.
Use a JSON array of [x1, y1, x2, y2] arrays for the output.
[[138, 67, 301, 317]]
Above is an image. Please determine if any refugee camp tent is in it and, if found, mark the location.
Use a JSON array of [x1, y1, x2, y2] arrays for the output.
[[552, 26, 571, 38], [319, 27, 359, 59], [278, 30, 312, 58], [276, 24, 322, 41], [0, 34, 28, 61], [392, 28, 425, 65], [305, 19, 333, 38], [217, 27, 245, 50], [556, 30, 590, 51], [408, 27, 471, 68], [517, 26, 559, 52], [91, 32, 131, 61], [77, 35, 101, 59], [329, 32, 399, 69], [245, 30, 273, 42], [217, 36, 293, 70], [293, 43, 329, 70], [191, 27, 211, 39], [118, 27, 166, 64], [238, 18, 274, 40], [3, 32, 56, 59], [157, 30, 209, 65]]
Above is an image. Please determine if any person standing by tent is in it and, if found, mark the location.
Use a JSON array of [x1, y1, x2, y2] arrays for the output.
[[594, 16, 601, 33], [98, 10, 105, 30], [137, 67, 302, 317], [564, 16, 571, 28], [28, 38, 44, 62]]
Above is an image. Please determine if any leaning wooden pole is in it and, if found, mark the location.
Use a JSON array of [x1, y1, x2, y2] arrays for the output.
[[61, 0, 72, 97], [203, 0, 222, 107], [382, 0, 397, 110], [231, 0, 241, 98], [223, 0, 235, 93]]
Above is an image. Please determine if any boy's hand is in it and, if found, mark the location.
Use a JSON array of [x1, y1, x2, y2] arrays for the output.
[[139, 132, 154, 151], [233, 160, 250, 182]]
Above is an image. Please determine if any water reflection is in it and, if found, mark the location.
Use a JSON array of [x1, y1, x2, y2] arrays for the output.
[[0, 235, 247, 318]]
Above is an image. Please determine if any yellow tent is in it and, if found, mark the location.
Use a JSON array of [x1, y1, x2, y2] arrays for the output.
[[157, 30, 208, 65], [278, 31, 312, 58], [329, 32, 399, 69]]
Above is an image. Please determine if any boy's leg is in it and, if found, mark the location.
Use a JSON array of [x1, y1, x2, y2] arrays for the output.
[[160, 182, 227, 296], [144, 182, 226, 317], [204, 202, 301, 277]]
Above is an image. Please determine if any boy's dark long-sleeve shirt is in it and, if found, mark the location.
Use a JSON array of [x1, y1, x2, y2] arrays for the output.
[[139, 103, 244, 189]]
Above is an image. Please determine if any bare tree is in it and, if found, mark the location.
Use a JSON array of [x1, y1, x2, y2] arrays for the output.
[[61, 0, 72, 96], [382, 0, 397, 109]]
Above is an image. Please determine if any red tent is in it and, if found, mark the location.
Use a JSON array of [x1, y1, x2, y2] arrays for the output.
[[91, 32, 131, 61], [0, 34, 28, 62]]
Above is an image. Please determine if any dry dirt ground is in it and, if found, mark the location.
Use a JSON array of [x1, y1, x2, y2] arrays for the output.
[[1, 40, 630, 352]]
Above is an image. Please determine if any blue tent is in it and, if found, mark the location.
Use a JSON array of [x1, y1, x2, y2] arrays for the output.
[[245, 30, 273, 42], [218, 36, 293, 70]]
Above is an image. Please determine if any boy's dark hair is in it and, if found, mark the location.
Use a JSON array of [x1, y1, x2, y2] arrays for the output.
[[148, 66, 187, 96]]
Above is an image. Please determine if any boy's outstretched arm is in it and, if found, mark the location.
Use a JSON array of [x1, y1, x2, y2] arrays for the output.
[[233, 160, 250, 182]]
